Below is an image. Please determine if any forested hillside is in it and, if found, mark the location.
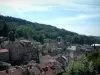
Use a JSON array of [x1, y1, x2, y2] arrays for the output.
[[0, 14, 100, 44]]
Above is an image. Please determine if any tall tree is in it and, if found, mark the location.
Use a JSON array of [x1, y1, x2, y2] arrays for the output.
[[8, 30, 15, 41], [0, 22, 9, 37], [3, 23, 9, 37]]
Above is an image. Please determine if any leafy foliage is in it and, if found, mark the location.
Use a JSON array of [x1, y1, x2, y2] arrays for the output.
[[67, 52, 100, 75], [8, 30, 16, 41], [86, 51, 100, 73], [0, 21, 9, 37], [67, 56, 98, 75]]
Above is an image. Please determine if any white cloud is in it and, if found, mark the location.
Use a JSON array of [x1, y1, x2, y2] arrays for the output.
[[0, 0, 100, 13], [65, 25, 100, 36], [0, 0, 56, 18], [3, 0, 100, 5], [39, 14, 100, 25], [0, 0, 99, 5], [38, 20, 100, 36], [38, 14, 100, 36], [0, 0, 67, 6], [63, 3, 100, 12], [0, 0, 54, 12], [69, 26, 100, 36], [78, 14, 100, 19], [1, 0, 99, 9]]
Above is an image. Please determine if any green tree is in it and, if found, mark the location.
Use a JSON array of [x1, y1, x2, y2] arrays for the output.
[[0, 22, 9, 37], [39, 34, 45, 44], [67, 56, 97, 75], [86, 51, 100, 73], [8, 30, 15, 41]]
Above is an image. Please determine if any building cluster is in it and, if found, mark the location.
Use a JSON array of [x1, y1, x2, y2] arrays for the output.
[[0, 36, 100, 75], [0, 39, 37, 64], [42, 41, 95, 61], [0, 55, 68, 75]]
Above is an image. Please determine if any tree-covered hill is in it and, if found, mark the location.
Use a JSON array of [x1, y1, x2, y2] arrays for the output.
[[0, 14, 100, 44]]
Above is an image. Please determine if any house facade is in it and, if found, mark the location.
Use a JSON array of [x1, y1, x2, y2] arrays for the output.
[[4, 40, 37, 64], [0, 49, 9, 62]]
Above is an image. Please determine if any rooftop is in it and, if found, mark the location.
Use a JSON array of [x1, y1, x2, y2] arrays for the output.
[[0, 68, 23, 75], [20, 40, 31, 43], [67, 46, 77, 51], [91, 44, 100, 46], [40, 55, 56, 64], [0, 49, 9, 53]]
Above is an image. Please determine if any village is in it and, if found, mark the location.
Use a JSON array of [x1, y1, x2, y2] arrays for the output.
[[0, 36, 99, 75], [0, 0, 100, 74]]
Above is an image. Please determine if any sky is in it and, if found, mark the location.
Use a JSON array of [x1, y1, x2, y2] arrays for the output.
[[0, 0, 100, 36]]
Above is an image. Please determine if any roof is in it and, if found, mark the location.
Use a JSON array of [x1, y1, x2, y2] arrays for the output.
[[57, 42, 66, 48], [0, 61, 11, 66], [0, 68, 23, 75], [20, 40, 31, 43], [61, 56, 68, 61], [0, 41, 9, 48], [0, 37, 3, 39], [27, 62, 53, 75], [40, 55, 55, 64], [67, 46, 77, 51], [0, 49, 9, 53], [91, 44, 100, 46], [27, 60, 36, 66]]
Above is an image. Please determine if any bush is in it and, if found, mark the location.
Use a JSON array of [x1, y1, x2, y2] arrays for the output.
[[67, 56, 98, 75]]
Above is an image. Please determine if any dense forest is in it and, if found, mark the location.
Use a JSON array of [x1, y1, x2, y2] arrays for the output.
[[0, 14, 100, 44]]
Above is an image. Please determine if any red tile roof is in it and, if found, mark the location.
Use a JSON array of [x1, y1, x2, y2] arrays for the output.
[[37, 64, 53, 75], [0, 49, 9, 53]]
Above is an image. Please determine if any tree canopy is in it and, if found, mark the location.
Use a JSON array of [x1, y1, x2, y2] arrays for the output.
[[0, 14, 100, 44]]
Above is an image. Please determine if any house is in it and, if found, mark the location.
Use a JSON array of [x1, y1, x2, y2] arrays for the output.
[[67, 46, 77, 59], [26, 63, 54, 75], [37, 63, 53, 75], [40, 55, 55, 64], [79, 44, 94, 54], [0, 63, 53, 75], [57, 42, 66, 49], [0, 37, 8, 49], [43, 41, 68, 56], [0, 49, 9, 62], [91, 44, 100, 51], [39, 55, 65, 75], [5, 40, 25, 61], [0, 54, 66, 75], [25, 58, 54, 75], [66, 46, 83, 60], [20, 40, 32, 46], [55, 55, 68, 72], [42, 43, 57, 56], [3, 39, 37, 65]]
